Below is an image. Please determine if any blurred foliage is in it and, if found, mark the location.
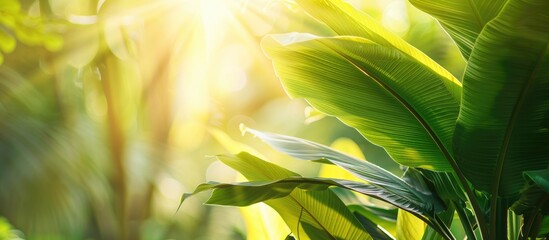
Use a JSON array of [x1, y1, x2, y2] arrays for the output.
[[0, 0, 465, 239], [0, 217, 24, 240], [0, 0, 63, 64]]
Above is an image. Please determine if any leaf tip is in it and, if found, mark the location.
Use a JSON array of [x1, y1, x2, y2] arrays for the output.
[[177, 193, 193, 213]]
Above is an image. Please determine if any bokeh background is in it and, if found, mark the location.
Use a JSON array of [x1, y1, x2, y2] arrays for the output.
[[0, 0, 465, 239]]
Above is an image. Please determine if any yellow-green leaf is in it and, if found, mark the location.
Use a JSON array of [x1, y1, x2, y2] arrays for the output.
[[263, 34, 460, 171]]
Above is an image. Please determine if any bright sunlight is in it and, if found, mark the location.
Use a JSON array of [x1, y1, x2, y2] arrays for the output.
[[3, 0, 520, 239]]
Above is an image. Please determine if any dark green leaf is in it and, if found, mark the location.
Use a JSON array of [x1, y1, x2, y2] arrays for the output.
[[408, 0, 507, 59], [538, 216, 549, 236], [525, 169, 549, 193], [348, 204, 397, 235], [453, 0, 549, 197], [421, 171, 466, 203], [511, 169, 549, 238], [353, 212, 394, 240], [422, 203, 455, 240]]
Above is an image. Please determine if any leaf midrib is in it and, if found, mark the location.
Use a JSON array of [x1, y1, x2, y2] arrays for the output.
[[246, 177, 428, 216], [466, 0, 486, 31], [306, 0, 461, 87], [328, 161, 429, 208], [286, 193, 338, 240], [313, 143, 428, 202], [240, 161, 344, 240], [487, 41, 548, 238], [311, 43, 488, 234], [224, 155, 363, 239], [282, 179, 413, 240], [248, 132, 428, 204], [490, 42, 549, 199], [318, 41, 456, 171]]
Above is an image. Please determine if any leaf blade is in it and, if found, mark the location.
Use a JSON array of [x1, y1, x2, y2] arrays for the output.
[[262, 34, 460, 171], [295, 0, 461, 87], [454, 0, 549, 197], [243, 129, 445, 215], [218, 153, 373, 240]]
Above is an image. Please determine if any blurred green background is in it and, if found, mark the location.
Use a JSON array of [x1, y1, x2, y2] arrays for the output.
[[0, 0, 465, 239]]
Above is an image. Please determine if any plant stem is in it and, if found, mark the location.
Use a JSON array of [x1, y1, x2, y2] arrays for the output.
[[454, 201, 477, 240], [449, 171, 488, 239], [492, 198, 507, 240], [416, 213, 454, 240], [434, 215, 456, 240]]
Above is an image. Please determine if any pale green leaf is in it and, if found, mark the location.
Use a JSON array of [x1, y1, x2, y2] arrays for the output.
[[318, 138, 365, 183], [295, 0, 460, 87], [243, 128, 445, 215], [183, 171, 450, 238], [396, 209, 425, 240], [240, 203, 290, 240], [184, 176, 436, 216], [217, 153, 373, 240]]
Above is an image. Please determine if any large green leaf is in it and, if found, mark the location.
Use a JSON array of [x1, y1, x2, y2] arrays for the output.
[[408, 0, 507, 59], [453, 0, 549, 197], [262, 34, 460, 171], [184, 176, 437, 217], [295, 0, 460, 86], [186, 174, 440, 218], [243, 128, 445, 215], [183, 179, 319, 206], [216, 153, 373, 240]]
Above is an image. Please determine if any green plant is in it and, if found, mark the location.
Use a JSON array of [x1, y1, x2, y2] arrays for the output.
[[182, 0, 549, 239]]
